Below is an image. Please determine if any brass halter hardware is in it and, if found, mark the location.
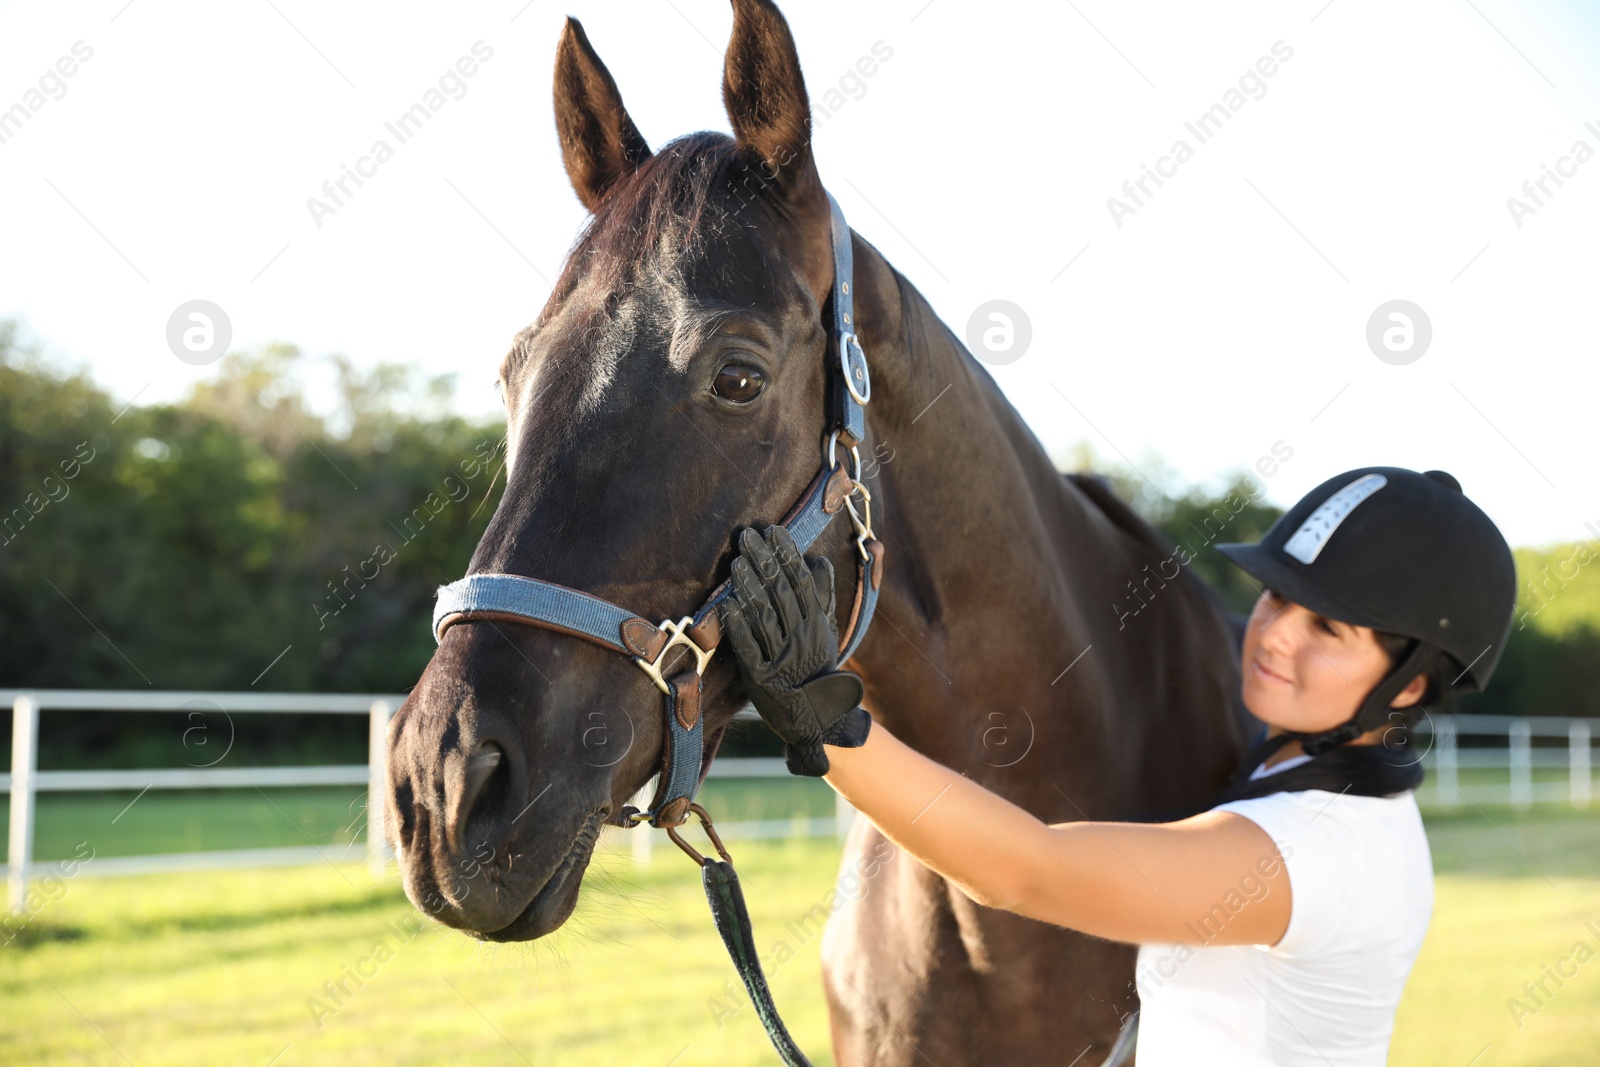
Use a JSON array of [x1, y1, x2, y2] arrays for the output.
[[633, 616, 716, 695], [663, 802, 733, 866], [828, 430, 875, 562]]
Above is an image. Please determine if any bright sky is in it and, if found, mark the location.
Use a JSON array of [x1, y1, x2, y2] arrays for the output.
[[1, 0, 1596, 550]]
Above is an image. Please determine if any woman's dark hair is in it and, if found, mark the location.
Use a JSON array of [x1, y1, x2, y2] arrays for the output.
[[1372, 629, 1450, 710], [1372, 628, 1412, 667]]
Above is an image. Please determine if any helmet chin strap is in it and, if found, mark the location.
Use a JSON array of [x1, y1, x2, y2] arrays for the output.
[[1294, 639, 1439, 756]]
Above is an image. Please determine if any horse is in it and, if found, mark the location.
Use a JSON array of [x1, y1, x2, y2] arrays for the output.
[[384, 1, 1249, 1061]]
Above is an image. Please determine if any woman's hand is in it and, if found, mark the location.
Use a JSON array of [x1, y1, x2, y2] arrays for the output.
[[720, 531, 1290, 948], [718, 525, 872, 776]]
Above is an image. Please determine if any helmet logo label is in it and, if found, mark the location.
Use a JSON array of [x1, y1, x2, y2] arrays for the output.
[[1282, 473, 1388, 564]]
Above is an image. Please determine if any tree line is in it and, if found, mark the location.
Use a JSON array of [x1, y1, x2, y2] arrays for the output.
[[2, 325, 1596, 766]]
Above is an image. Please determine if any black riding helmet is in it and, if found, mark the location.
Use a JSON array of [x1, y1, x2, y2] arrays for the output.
[[1215, 466, 1517, 758]]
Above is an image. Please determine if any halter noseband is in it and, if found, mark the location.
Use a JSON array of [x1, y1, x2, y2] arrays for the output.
[[430, 192, 883, 830]]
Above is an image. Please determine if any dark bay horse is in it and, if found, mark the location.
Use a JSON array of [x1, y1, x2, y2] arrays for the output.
[[385, 0, 1247, 1061]]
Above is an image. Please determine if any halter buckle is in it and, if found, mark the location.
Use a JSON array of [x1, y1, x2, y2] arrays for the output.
[[633, 616, 715, 695]]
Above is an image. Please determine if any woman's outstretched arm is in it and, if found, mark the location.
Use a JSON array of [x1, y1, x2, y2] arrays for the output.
[[824, 715, 1292, 947], [715, 523, 1291, 946]]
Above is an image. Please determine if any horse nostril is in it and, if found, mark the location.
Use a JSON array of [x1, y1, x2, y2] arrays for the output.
[[458, 741, 509, 841]]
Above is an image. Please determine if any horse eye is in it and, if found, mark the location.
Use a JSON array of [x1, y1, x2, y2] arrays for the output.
[[711, 363, 767, 404]]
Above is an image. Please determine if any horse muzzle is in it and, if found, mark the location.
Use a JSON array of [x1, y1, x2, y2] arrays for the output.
[[383, 649, 631, 939]]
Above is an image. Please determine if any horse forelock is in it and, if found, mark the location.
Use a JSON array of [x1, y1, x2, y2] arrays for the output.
[[497, 128, 810, 482], [483, 130, 805, 572], [539, 131, 750, 326]]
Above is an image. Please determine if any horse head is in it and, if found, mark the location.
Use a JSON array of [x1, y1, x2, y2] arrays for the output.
[[385, 0, 873, 941]]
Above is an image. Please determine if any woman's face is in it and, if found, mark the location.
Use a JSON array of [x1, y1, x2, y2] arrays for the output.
[[1240, 586, 1426, 734]]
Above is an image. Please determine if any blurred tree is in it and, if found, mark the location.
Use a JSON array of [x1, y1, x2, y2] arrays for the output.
[[2, 330, 1595, 774], [1054, 439, 1283, 614], [1476, 542, 1600, 717], [0, 326, 504, 698]]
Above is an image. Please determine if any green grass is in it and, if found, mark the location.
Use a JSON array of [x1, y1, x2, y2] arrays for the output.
[[1, 833, 845, 1066], [1393, 805, 1600, 1066], [3, 787, 370, 860], [1, 801, 1597, 1064]]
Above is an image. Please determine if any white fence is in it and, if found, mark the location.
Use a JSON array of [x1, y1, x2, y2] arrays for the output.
[[1415, 713, 1593, 810], [2, 689, 402, 912], [2, 690, 1593, 912], [0, 689, 852, 912]]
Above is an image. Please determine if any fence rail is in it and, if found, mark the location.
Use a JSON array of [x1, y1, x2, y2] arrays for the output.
[[0, 689, 825, 911], [1416, 714, 1593, 810], [3, 689, 405, 912], [2, 690, 1594, 911]]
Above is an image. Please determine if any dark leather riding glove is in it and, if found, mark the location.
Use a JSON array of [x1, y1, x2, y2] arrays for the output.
[[719, 525, 872, 776]]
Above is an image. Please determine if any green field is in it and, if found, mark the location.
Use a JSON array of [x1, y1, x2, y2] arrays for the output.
[[0, 776, 840, 862], [1, 801, 1597, 1064], [1392, 806, 1600, 1065]]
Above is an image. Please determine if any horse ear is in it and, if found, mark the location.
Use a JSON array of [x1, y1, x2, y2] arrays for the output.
[[722, 0, 822, 207], [553, 17, 651, 212]]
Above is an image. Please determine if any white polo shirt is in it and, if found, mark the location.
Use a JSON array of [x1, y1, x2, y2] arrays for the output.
[[1132, 755, 1434, 1066]]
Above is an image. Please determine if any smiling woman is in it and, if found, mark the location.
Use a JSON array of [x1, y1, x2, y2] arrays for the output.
[[1239, 585, 1435, 752], [720, 464, 1519, 1066]]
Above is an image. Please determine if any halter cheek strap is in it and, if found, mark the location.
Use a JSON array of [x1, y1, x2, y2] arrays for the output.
[[830, 185, 870, 443], [429, 191, 882, 831]]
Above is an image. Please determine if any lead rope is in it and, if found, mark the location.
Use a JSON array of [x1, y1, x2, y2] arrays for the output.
[[658, 804, 814, 1066], [653, 797, 1139, 1067]]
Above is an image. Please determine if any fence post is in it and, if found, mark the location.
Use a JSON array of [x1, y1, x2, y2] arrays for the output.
[[8, 695, 38, 914], [1435, 715, 1458, 809], [1510, 719, 1532, 811], [1571, 721, 1592, 810], [367, 700, 394, 881]]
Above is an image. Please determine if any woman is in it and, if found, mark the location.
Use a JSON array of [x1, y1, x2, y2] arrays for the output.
[[717, 465, 1517, 1066]]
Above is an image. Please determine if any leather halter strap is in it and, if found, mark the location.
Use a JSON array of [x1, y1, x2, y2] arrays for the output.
[[430, 192, 882, 829]]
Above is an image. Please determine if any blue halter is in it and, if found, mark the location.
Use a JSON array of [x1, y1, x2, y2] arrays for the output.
[[431, 191, 882, 830]]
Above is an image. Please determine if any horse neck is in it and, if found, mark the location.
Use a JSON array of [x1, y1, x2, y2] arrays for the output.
[[844, 240, 1072, 743]]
